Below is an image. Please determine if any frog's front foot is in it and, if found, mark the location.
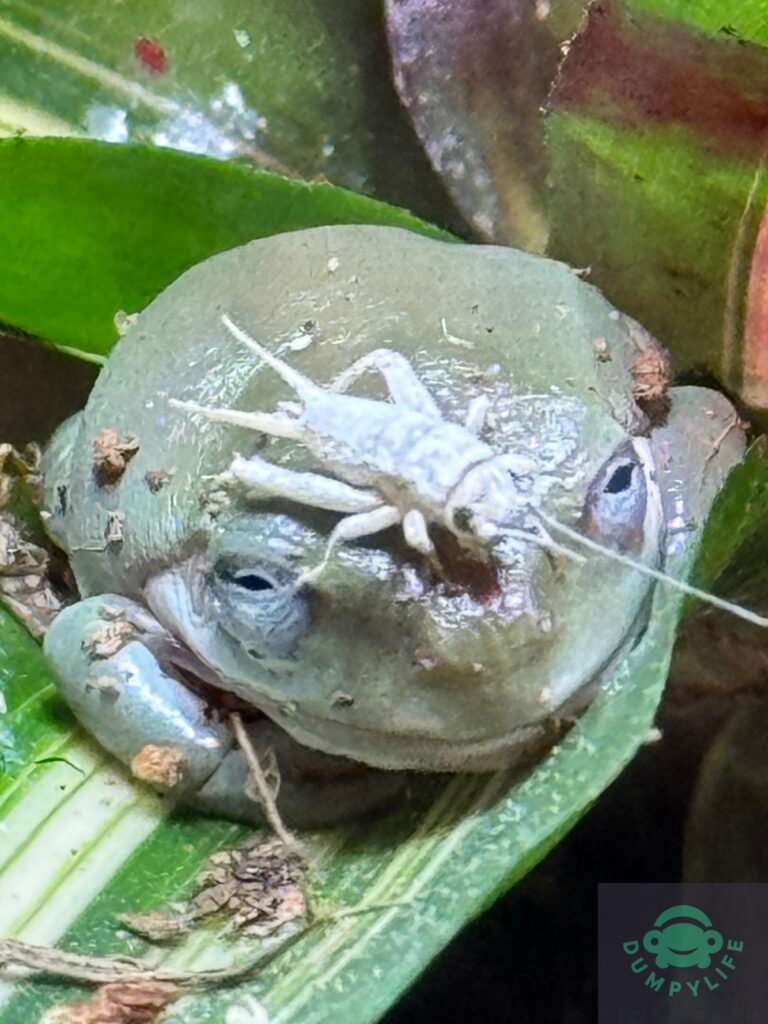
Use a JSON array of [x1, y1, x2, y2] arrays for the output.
[[44, 596, 405, 827], [44, 595, 234, 792]]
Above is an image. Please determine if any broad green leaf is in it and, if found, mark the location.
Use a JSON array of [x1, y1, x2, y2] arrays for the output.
[[547, 0, 768, 411], [0, 137, 451, 357], [0, 0, 456, 228], [0, 478, 750, 1022]]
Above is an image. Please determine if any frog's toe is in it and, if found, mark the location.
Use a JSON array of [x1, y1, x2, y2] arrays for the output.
[[44, 595, 233, 796], [190, 719, 408, 829]]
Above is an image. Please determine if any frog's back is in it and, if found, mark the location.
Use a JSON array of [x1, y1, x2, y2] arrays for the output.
[[42, 225, 650, 599]]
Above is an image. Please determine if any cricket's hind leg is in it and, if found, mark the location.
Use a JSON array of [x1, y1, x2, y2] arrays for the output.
[[332, 349, 442, 419], [295, 504, 402, 588], [223, 454, 401, 587]]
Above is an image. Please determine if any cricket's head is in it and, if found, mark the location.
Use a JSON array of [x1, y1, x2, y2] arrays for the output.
[[444, 453, 538, 549]]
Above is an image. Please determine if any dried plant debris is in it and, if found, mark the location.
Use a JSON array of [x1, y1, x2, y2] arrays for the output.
[[631, 344, 671, 406], [0, 443, 64, 634], [93, 429, 140, 486], [129, 743, 186, 790], [0, 442, 42, 506], [0, 512, 49, 575], [144, 468, 174, 493], [120, 836, 307, 940], [229, 712, 304, 858], [193, 835, 307, 932], [104, 510, 125, 550], [82, 613, 137, 659], [42, 980, 181, 1024], [0, 932, 298, 987], [0, 511, 62, 636]]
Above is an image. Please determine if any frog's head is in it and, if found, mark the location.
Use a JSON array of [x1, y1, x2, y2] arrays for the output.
[[643, 906, 723, 969], [137, 433, 664, 774]]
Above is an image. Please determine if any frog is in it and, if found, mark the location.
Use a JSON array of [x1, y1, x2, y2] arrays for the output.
[[38, 224, 745, 827], [643, 905, 723, 969]]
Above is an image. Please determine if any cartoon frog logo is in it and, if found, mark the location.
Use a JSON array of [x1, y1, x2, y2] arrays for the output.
[[643, 905, 723, 969]]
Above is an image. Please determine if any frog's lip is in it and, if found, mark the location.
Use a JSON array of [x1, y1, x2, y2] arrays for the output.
[[667, 946, 697, 955], [265, 696, 569, 772]]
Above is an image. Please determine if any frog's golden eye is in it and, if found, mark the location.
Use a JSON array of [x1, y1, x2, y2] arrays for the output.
[[580, 445, 647, 553]]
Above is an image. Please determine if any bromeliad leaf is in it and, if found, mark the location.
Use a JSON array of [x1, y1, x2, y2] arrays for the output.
[[385, 0, 583, 252], [547, 0, 768, 412], [0, 0, 454, 227], [0, 137, 451, 357]]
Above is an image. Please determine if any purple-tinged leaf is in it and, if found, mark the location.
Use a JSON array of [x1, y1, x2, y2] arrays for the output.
[[386, 0, 583, 250]]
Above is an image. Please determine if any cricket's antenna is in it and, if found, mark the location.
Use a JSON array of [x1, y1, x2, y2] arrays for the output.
[[168, 399, 305, 441], [500, 527, 586, 566], [539, 512, 768, 629], [220, 314, 313, 396]]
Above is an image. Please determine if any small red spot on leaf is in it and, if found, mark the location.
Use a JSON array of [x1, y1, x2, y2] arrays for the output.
[[134, 37, 168, 74]]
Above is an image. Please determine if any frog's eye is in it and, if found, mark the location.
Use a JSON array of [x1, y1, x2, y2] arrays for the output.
[[227, 570, 277, 592], [212, 559, 310, 657], [580, 445, 647, 553]]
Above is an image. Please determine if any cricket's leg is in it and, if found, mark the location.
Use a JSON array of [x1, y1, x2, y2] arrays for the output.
[[226, 453, 382, 512], [332, 349, 442, 419], [296, 504, 401, 587], [464, 394, 491, 435], [402, 508, 436, 558]]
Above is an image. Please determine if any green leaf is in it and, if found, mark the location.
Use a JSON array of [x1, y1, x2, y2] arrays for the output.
[[0, 137, 451, 357], [0, 522, 719, 1023], [0, 0, 456, 227]]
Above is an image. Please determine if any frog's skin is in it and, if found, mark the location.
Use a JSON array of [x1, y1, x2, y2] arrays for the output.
[[643, 905, 723, 969], [39, 225, 744, 825]]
